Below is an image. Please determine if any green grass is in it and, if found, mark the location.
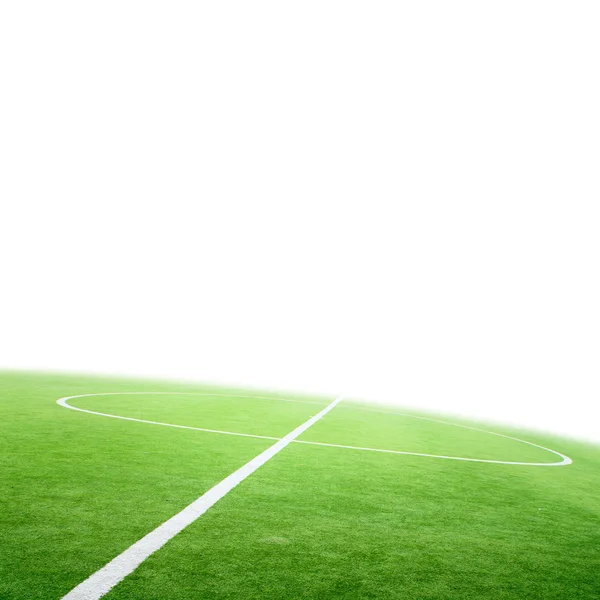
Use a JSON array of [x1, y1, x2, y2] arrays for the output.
[[1, 372, 599, 599]]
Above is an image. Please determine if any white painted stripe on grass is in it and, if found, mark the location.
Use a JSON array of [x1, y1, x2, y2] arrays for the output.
[[294, 439, 572, 466], [330, 405, 572, 466], [60, 395, 344, 600], [56, 393, 572, 466], [57, 394, 281, 441], [59, 391, 326, 406]]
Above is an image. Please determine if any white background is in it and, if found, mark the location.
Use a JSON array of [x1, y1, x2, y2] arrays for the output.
[[1, 2, 599, 442]]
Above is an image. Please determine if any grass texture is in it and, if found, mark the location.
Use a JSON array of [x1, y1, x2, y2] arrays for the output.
[[1, 372, 599, 599]]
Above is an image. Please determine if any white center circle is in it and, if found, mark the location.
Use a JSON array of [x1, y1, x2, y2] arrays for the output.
[[56, 392, 572, 467]]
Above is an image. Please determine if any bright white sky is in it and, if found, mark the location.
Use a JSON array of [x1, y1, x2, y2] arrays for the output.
[[1, 2, 599, 442]]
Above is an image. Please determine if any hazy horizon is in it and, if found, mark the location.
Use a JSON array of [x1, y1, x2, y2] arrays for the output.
[[2, 2, 598, 444]]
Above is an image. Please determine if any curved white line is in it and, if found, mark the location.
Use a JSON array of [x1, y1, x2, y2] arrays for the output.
[[57, 395, 280, 441], [57, 391, 321, 440], [295, 440, 571, 466], [334, 405, 572, 466], [56, 392, 572, 466]]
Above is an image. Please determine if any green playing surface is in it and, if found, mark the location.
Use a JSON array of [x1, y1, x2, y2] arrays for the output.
[[1, 372, 598, 599]]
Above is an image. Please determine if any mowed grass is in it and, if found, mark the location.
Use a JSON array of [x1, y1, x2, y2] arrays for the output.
[[1, 372, 599, 599]]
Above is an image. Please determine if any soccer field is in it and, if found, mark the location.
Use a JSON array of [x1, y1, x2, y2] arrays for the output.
[[1, 372, 599, 599]]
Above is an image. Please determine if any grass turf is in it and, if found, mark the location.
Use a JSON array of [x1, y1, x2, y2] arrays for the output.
[[1, 371, 599, 599]]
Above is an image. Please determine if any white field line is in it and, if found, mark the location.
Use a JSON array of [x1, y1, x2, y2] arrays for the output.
[[60, 395, 344, 600], [330, 405, 573, 466], [58, 391, 325, 405], [294, 440, 571, 466], [56, 393, 572, 466], [57, 394, 281, 441], [56, 392, 327, 441]]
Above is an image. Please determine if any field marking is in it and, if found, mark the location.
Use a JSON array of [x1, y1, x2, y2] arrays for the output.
[[57, 392, 572, 466], [59, 395, 344, 600], [57, 393, 283, 441], [294, 440, 571, 466], [326, 405, 573, 466]]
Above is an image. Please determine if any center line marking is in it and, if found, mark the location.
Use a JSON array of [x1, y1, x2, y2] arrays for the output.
[[60, 395, 344, 600]]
